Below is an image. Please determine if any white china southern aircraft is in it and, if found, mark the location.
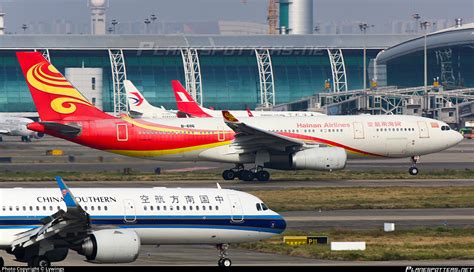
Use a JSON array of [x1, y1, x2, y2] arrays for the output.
[[124, 80, 180, 119], [0, 115, 43, 142], [171, 80, 326, 118], [0, 177, 286, 267], [18, 52, 464, 182]]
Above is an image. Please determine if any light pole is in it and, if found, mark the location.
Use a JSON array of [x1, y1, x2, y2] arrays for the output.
[[111, 19, 118, 34], [21, 24, 28, 33], [359, 23, 374, 91], [150, 14, 157, 34], [412, 13, 421, 33], [144, 18, 151, 34], [420, 20, 433, 93]]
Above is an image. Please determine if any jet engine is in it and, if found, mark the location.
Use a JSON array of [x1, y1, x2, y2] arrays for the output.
[[31, 132, 44, 139], [79, 229, 141, 263], [291, 147, 347, 171]]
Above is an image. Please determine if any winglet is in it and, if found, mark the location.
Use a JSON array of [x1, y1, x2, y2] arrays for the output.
[[222, 111, 239, 123], [55, 176, 80, 208], [246, 106, 254, 117]]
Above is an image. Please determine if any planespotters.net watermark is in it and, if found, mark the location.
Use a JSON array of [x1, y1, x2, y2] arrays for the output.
[[1, 267, 64, 272], [406, 267, 474, 272]]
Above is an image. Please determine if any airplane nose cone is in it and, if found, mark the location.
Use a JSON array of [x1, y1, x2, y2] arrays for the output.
[[276, 215, 287, 233]]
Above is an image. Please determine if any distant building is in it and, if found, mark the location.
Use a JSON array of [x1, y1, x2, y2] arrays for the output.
[[218, 21, 268, 35]]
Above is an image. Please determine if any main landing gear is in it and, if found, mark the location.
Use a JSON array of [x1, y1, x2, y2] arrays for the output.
[[409, 155, 420, 175], [222, 164, 270, 182], [216, 244, 232, 267]]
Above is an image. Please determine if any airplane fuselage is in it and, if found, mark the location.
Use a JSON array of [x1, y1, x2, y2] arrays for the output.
[[0, 187, 285, 249], [29, 114, 462, 165]]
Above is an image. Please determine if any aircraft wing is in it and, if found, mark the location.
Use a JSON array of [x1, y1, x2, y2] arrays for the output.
[[0, 129, 9, 135], [11, 176, 91, 250], [222, 111, 305, 153]]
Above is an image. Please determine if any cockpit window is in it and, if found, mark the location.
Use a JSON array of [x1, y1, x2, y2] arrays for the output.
[[256, 203, 262, 211], [261, 203, 268, 211], [441, 125, 451, 131]]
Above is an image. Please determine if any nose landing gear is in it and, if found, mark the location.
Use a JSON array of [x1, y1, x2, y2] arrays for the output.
[[216, 244, 232, 267], [409, 156, 420, 175]]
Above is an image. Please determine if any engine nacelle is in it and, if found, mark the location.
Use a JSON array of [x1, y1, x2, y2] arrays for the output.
[[291, 147, 347, 171], [32, 132, 44, 139], [80, 229, 141, 263]]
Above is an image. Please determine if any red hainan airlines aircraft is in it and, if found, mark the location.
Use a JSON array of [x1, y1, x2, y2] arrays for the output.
[[171, 80, 326, 118], [17, 52, 463, 181]]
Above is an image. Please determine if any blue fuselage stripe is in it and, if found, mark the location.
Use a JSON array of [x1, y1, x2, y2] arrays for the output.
[[0, 215, 286, 234]]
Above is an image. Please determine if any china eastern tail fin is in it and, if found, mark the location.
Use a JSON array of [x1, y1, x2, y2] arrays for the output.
[[124, 80, 166, 114], [16, 52, 115, 121], [171, 80, 213, 118]]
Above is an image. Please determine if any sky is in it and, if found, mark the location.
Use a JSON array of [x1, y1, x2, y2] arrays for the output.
[[0, 0, 473, 33]]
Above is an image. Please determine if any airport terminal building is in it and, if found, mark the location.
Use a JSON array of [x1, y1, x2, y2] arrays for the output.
[[0, 22, 473, 125], [0, 34, 412, 113]]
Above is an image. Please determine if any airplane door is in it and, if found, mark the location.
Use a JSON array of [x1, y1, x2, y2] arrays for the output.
[[116, 123, 129, 141], [217, 127, 226, 142], [417, 121, 430, 138], [123, 199, 136, 223], [228, 194, 244, 223], [353, 122, 365, 139]]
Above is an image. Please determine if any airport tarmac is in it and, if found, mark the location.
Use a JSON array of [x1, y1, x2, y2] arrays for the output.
[[283, 208, 474, 230], [0, 136, 473, 173], [1, 137, 473, 266], [1, 179, 473, 190], [2, 244, 474, 267]]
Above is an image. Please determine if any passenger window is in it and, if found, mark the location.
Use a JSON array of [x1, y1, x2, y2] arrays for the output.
[[215, 206, 219, 210], [150, 206, 154, 211], [209, 206, 212, 211], [98, 206, 101, 211], [202, 206, 206, 211], [91, 206, 95, 211], [104, 206, 108, 211], [196, 206, 199, 211], [144, 206, 147, 211]]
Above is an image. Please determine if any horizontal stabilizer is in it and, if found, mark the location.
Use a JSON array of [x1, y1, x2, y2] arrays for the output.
[[28, 122, 81, 137]]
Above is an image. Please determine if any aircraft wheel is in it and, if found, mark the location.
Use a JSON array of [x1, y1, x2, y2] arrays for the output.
[[222, 170, 236, 180], [240, 170, 254, 181], [256, 170, 270, 181], [409, 167, 419, 176], [218, 258, 232, 267]]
